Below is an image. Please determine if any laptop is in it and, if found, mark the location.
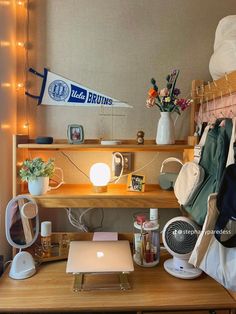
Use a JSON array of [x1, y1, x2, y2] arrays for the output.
[[66, 240, 134, 274]]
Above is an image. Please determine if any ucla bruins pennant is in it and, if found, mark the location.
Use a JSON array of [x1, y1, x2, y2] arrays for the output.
[[26, 68, 132, 108]]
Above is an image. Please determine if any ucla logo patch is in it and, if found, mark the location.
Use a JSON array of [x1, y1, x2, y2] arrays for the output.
[[48, 80, 69, 101], [68, 84, 87, 103]]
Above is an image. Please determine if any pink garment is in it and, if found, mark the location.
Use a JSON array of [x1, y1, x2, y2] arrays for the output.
[[197, 93, 236, 125]]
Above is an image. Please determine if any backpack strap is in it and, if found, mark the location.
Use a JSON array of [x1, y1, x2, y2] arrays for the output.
[[226, 117, 236, 167], [215, 163, 236, 247], [193, 124, 210, 164], [160, 157, 183, 173]]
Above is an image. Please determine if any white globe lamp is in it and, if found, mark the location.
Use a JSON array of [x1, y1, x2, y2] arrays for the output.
[[89, 163, 111, 192]]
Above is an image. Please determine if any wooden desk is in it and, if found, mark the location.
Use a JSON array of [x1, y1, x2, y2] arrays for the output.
[[0, 253, 235, 313]]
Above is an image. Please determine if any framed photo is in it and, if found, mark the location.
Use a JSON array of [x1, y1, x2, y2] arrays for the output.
[[67, 124, 84, 144], [127, 174, 145, 192]]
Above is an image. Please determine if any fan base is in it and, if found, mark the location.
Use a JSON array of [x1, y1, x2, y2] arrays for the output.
[[164, 258, 202, 279]]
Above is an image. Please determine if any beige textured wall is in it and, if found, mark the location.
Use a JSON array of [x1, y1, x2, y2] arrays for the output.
[[29, 0, 236, 232], [0, 2, 16, 259], [34, 0, 236, 140]]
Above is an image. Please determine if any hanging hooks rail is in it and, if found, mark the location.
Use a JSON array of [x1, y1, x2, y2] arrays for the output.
[[190, 70, 236, 134], [191, 71, 236, 103]]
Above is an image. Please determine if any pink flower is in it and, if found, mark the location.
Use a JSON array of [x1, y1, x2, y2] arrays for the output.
[[159, 88, 169, 97], [176, 98, 191, 111], [146, 96, 156, 108]]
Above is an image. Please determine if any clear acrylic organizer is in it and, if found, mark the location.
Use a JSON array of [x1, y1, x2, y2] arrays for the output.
[[133, 211, 160, 267]]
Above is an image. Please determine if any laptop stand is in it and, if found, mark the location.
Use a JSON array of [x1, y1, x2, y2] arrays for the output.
[[73, 272, 131, 291]]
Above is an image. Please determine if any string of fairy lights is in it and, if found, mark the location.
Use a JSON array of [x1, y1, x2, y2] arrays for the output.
[[0, 0, 30, 135]]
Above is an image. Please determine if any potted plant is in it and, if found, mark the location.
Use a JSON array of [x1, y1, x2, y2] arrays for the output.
[[19, 157, 55, 196]]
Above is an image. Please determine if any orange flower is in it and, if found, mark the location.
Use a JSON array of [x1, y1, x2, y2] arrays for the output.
[[148, 88, 158, 98]]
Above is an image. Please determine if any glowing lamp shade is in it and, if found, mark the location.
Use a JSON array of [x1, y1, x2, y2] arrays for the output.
[[89, 163, 111, 193]]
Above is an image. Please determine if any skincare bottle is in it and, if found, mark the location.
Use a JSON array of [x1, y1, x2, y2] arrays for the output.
[[150, 208, 160, 263], [41, 221, 52, 257], [150, 208, 158, 224]]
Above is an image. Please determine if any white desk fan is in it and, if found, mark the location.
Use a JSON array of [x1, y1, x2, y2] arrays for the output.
[[162, 216, 202, 279]]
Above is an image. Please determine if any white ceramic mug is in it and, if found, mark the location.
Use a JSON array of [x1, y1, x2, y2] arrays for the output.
[[28, 167, 64, 196]]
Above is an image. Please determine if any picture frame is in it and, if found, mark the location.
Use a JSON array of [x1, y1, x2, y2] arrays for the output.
[[127, 174, 145, 192], [67, 124, 84, 144]]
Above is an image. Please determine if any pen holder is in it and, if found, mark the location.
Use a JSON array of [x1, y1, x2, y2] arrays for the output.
[[133, 213, 160, 267]]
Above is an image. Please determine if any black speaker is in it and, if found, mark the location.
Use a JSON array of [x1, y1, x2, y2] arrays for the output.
[[35, 137, 53, 144]]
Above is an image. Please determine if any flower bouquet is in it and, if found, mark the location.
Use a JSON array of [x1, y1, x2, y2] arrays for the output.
[[146, 70, 192, 144], [146, 69, 192, 114]]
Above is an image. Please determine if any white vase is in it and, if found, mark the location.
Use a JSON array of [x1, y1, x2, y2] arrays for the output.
[[156, 112, 175, 145], [28, 177, 49, 196]]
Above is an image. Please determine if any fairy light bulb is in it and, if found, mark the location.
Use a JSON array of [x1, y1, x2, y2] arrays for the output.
[[0, 41, 10, 47], [1, 83, 11, 88], [16, 0, 24, 5], [16, 82, 24, 89], [16, 0, 30, 137], [1, 124, 10, 129], [0, 0, 11, 5], [17, 41, 25, 48]]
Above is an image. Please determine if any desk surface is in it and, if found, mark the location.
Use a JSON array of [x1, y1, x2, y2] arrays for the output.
[[0, 253, 235, 313]]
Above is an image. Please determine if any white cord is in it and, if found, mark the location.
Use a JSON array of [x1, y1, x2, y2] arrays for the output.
[[79, 207, 95, 225], [61, 148, 159, 188], [174, 113, 179, 126], [79, 207, 105, 231], [110, 152, 124, 184], [61, 149, 159, 184], [61, 151, 90, 180], [65, 208, 88, 232], [122, 152, 159, 178], [65, 207, 105, 232], [4, 260, 12, 270]]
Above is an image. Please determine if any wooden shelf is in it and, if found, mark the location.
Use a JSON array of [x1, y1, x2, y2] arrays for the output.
[[22, 184, 179, 208], [14, 135, 189, 208], [17, 139, 193, 152]]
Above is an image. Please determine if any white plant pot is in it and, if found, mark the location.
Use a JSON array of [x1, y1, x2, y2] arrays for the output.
[[28, 177, 49, 196], [156, 112, 175, 145]]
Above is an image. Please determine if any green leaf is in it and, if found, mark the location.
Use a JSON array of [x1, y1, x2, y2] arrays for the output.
[[151, 78, 156, 85], [19, 158, 55, 182], [156, 103, 162, 111]]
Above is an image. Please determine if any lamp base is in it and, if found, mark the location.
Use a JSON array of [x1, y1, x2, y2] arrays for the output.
[[9, 251, 36, 280], [92, 185, 108, 193]]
